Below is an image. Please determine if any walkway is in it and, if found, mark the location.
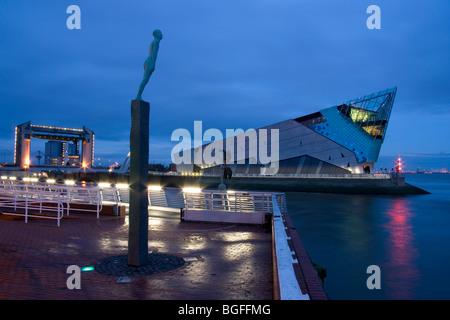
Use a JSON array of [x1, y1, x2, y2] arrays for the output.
[[0, 211, 273, 300]]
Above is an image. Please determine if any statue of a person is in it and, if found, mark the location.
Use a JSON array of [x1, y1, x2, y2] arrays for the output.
[[135, 29, 163, 100]]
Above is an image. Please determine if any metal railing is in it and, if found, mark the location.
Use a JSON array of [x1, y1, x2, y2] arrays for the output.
[[201, 173, 392, 179], [0, 182, 102, 226], [99, 185, 184, 210], [183, 190, 286, 214], [147, 171, 392, 179], [271, 194, 309, 300], [0, 177, 289, 224], [0, 188, 68, 227], [79, 184, 288, 214]]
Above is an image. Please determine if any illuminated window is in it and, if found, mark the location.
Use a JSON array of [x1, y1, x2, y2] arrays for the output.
[[349, 108, 376, 123]]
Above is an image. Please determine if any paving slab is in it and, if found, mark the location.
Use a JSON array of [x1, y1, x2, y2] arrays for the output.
[[0, 212, 273, 300]]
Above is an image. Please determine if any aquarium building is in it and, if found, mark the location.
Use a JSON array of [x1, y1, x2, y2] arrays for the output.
[[176, 87, 397, 175]]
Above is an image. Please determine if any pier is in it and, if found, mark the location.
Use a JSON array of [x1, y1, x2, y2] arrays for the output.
[[0, 177, 327, 300]]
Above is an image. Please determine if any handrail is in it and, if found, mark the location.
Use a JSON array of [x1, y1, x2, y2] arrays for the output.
[[271, 194, 310, 300], [0, 183, 102, 225], [183, 190, 284, 214], [146, 171, 392, 179], [0, 189, 68, 227]]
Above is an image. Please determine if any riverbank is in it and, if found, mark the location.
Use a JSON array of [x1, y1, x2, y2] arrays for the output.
[[0, 168, 430, 195]]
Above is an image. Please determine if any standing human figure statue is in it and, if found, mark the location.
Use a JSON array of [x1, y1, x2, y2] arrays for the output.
[[136, 29, 163, 101]]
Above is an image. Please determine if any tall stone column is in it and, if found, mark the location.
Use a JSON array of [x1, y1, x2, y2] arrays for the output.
[[128, 100, 150, 267]]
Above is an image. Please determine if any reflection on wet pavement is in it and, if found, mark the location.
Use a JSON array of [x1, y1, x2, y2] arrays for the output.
[[0, 212, 273, 299]]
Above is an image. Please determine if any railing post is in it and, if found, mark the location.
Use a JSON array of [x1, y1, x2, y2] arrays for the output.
[[57, 193, 61, 227], [39, 189, 42, 213], [14, 187, 17, 211], [25, 193, 28, 224]]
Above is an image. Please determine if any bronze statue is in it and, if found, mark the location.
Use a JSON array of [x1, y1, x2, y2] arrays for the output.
[[136, 29, 163, 100]]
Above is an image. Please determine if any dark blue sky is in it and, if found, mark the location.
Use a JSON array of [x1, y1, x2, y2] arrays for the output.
[[1, 0, 449, 170]]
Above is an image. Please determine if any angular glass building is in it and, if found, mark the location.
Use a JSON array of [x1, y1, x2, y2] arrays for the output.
[[177, 87, 397, 175]]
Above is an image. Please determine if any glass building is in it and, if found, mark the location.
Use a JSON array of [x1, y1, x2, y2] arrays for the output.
[[176, 87, 397, 175]]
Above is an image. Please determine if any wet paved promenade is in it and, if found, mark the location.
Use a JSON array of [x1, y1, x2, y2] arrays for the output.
[[0, 212, 273, 300]]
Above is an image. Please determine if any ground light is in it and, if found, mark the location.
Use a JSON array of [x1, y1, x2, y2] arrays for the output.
[[81, 266, 95, 272]]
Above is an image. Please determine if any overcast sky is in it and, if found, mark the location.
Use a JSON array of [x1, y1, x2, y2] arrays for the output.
[[1, 0, 449, 170]]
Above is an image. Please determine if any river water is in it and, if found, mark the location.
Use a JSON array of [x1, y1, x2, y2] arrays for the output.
[[286, 173, 450, 300]]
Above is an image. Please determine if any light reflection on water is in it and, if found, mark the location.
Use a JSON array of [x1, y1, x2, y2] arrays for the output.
[[286, 174, 450, 300], [382, 197, 419, 300]]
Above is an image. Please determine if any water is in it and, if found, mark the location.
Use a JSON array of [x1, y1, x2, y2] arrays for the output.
[[286, 173, 450, 300]]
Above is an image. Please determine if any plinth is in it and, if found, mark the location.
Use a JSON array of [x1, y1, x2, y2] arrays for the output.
[[128, 100, 150, 267]]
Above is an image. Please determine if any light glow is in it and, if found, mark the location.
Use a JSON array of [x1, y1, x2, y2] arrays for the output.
[[98, 182, 111, 188], [182, 187, 202, 193], [395, 157, 403, 172], [81, 266, 95, 272]]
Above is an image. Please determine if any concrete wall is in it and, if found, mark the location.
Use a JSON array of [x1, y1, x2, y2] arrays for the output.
[[182, 209, 266, 225]]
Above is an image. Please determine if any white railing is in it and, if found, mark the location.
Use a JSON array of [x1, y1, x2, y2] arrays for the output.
[[271, 194, 310, 300], [0, 188, 68, 227], [183, 190, 285, 214], [181, 189, 287, 225], [147, 171, 392, 179], [0, 182, 102, 226], [87, 185, 289, 214], [98, 184, 129, 205], [0, 177, 289, 225], [201, 173, 392, 179]]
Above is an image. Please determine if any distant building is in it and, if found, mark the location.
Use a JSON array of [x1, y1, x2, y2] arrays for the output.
[[43, 141, 80, 166], [44, 141, 64, 166], [176, 87, 397, 175], [66, 142, 81, 166]]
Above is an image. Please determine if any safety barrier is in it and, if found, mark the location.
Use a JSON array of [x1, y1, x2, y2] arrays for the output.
[[98, 184, 288, 215], [271, 194, 310, 300], [148, 170, 392, 179], [181, 190, 286, 225], [0, 182, 102, 226], [0, 188, 68, 227], [99, 185, 184, 211]]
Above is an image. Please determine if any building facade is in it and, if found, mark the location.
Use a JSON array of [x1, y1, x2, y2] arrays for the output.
[[175, 87, 397, 175]]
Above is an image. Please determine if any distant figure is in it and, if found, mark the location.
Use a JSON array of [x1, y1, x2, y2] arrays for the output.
[[223, 166, 232, 179], [136, 29, 163, 101], [223, 151, 232, 179]]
